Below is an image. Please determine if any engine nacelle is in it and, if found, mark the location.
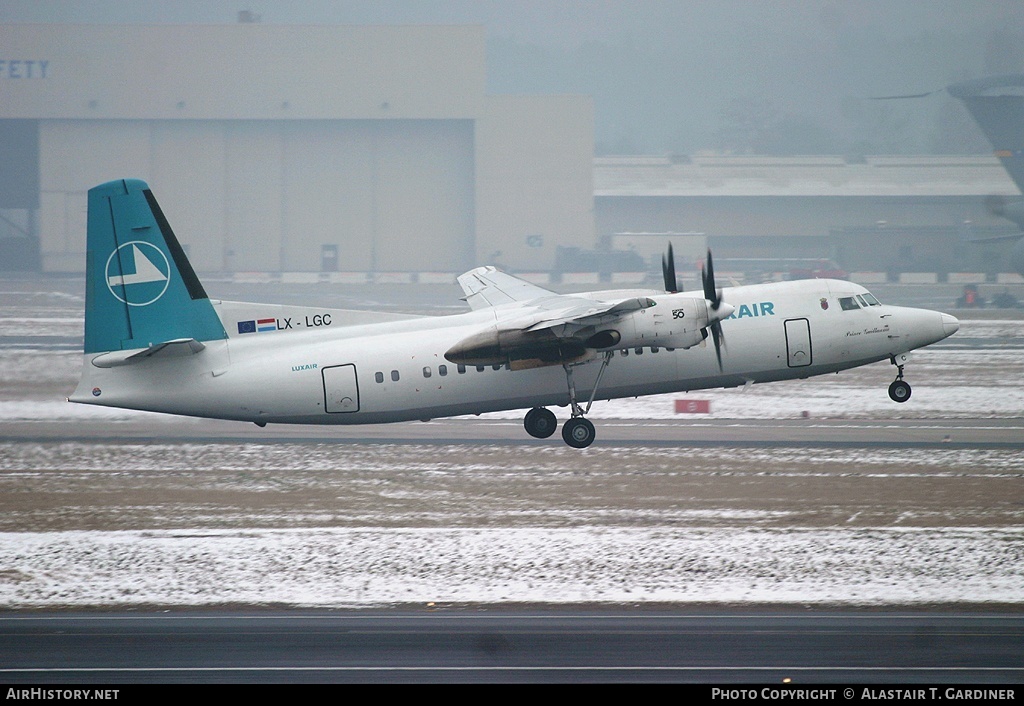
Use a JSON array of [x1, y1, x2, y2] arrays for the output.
[[445, 326, 593, 370], [600, 295, 709, 350]]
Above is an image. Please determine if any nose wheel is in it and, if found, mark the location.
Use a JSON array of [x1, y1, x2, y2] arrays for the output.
[[888, 379, 912, 402]]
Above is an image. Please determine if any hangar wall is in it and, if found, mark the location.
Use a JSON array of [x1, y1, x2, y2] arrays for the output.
[[0, 24, 593, 273], [475, 95, 594, 270]]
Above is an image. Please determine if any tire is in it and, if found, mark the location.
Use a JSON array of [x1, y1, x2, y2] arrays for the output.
[[524, 407, 557, 438], [888, 380, 912, 403], [561, 417, 596, 448]]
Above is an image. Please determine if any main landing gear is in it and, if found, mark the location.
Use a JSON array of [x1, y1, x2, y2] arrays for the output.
[[524, 406, 597, 448], [522, 352, 613, 448], [888, 355, 912, 403]]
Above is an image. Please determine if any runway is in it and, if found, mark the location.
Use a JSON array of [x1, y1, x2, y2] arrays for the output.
[[4, 416, 1024, 447], [1, 610, 1022, 684]]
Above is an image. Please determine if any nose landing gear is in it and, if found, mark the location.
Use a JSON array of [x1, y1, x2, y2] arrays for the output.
[[888, 355, 912, 403]]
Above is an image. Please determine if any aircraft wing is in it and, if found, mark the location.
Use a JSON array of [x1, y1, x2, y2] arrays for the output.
[[509, 295, 655, 333], [457, 267, 557, 310]]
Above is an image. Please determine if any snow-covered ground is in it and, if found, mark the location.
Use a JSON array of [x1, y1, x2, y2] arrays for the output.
[[1, 526, 1021, 607]]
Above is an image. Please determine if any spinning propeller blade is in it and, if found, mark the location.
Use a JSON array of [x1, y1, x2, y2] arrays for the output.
[[662, 242, 678, 293], [701, 249, 726, 370]]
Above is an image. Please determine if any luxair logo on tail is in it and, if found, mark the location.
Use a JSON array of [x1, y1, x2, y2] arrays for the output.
[[105, 241, 171, 306]]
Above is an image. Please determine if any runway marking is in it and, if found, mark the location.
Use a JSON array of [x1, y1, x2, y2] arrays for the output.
[[2, 613, 1023, 621], [3, 612, 1024, 619], [2, 666, 1023, 674]]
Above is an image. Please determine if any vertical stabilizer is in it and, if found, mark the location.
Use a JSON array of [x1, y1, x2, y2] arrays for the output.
[[84, 179, 226, 353], [948, 75, 1024, 194]]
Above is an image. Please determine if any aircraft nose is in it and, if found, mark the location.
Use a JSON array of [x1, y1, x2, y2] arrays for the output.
[[941, 313, 960, 338]]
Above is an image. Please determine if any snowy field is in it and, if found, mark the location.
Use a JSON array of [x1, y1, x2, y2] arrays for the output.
[[0, 282, 1022, 608], [1, 526, 1021, 607]]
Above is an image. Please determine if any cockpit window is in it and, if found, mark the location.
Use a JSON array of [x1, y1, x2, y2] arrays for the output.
[[838, 296, 860, 311], [856, 295, 869, 307], [862, 292, 881, 306]]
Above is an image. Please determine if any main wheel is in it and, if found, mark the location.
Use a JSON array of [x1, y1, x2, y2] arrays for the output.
[[888, 380, 912, 403], [561, 417, 596, 448], [524, 407, 557, 438]]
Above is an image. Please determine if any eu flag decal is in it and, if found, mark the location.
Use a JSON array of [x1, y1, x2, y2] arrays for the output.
[[237, 320, 256, 334]]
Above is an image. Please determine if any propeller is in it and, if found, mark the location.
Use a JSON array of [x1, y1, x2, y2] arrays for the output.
[[701, 249, 727, 370], [662, 242, 678, 293]]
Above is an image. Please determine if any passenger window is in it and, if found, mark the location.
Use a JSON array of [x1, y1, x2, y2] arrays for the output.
[[439, 365, 448, 376], [492, 364, 502, 371], [391, 370, 400, 382], [423, 366, 431, 378], [374, 371, 384, 384], [838, 297, 860, 311], [476, 365, 485, 373], [651, 347, 659, 353], [457, 364, 466, 374], [621, 349, 629, 357], [635, 347, 643, 355]]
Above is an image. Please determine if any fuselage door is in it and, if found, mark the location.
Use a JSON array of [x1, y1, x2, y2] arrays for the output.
[[784, 318, 812, 367], [322, 364, 360, 413]]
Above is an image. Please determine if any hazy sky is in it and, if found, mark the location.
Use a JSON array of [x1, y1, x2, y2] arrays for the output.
[[4, 1, 1022, 154]]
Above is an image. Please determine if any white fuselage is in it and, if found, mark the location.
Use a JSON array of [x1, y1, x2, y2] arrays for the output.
[[70, 279, 956, 425]]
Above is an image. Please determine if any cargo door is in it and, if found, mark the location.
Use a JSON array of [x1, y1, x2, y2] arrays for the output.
[[322, 364, 360, 413], [784, 318, 812, 367]]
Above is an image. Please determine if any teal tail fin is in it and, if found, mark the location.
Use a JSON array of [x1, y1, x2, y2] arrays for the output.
[[84, 179, 226, 354]]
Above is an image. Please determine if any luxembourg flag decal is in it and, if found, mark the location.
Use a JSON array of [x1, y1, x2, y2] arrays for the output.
[[237, 318, 277, 334]]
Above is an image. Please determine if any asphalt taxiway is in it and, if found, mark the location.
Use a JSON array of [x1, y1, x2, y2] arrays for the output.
[[1, 609, 1021, 684]]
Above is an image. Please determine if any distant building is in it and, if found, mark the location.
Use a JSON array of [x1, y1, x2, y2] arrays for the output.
[[594, 155, 1021, 276], [2, 23, 1019, 277], [0, 24, 593, 273]]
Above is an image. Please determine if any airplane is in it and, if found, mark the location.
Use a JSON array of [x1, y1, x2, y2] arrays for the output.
[[69, 179, 960, 448]]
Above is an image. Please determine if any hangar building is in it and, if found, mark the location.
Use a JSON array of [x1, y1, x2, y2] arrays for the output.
[[593, 154, 1021, 277], [0, 24, 594, 273]]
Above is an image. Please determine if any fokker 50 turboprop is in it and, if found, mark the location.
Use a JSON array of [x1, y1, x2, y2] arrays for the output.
[[70, 179, 960, 447]]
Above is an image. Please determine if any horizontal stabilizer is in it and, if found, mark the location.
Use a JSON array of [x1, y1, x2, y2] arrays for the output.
[[90, 338, 206, 368]]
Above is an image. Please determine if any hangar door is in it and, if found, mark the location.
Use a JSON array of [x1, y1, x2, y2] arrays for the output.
[[322, 364, 360, 413]]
